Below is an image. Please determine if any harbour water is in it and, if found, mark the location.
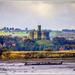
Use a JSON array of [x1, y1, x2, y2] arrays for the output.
[[0, 61, 75, 75]]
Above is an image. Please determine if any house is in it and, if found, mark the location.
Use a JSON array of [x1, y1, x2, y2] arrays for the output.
[[12, 43, 16, 46], [22, 36, 28, 42], [3, 42, 12, 48], [59, 47, 64, 51], [0, 44, 2, 48]]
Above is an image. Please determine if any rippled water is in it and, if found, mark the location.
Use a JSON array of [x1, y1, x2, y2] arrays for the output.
[[0, 62, 75, 74]]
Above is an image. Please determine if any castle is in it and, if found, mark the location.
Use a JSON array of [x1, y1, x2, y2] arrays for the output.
[[29, 25, 50, 40]]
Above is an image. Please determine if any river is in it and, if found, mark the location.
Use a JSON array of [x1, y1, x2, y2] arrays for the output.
[[0, 59, 75, 75]]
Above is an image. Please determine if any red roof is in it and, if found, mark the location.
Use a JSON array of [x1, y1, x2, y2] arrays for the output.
[[4, 42, 11, 45], [60, 47, 64, 50]]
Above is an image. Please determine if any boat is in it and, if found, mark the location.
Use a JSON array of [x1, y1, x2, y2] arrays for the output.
[[24, 61, 63, 65]]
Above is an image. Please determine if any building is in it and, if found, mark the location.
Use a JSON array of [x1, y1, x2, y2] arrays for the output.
[[3, 42, 12, 48], [29, 25, 50, 40], [22, 36, 28, 42]]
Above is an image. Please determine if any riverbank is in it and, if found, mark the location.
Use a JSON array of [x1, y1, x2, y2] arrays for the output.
[[0, 60, 75, 74], [0, 58, 75, 63]]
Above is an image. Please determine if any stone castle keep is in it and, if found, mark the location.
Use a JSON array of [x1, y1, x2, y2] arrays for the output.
[[29, 25, 50, 40]]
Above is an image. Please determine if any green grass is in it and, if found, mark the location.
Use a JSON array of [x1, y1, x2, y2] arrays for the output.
[[0, 32, 12, 35], [0, 31, 29, 37], [36, 40, 54, 47]]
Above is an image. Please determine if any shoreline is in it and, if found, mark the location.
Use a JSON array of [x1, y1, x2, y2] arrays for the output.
[[0, 58, 75, 63]]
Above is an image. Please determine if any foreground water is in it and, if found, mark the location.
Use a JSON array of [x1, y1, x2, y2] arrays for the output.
[[0, 60, 75, 75]]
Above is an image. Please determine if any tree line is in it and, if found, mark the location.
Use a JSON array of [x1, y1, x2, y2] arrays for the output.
[[0, 36, 75, 52]]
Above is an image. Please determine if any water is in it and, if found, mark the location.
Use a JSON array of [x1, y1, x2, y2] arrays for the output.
[[0, 62, 75, 74]]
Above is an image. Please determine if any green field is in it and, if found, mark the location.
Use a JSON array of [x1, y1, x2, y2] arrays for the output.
[[0, 31, 29, 37]]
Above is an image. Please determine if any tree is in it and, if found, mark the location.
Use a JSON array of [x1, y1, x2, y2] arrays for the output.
[[11, 27, 14, 30], [52, 37, 60, 45], [7, 27, 9, 30], [3, 27, 7, 30], [43, 47, 52, 51], [52, 37, 67, 46], [15, 44, 22, 51], [25, 28, 28, 30], [0, 49, 3, 56], [9, 46, 18, 51], [24, 39, 39, 51], [63, 44, 70, 50], [24, 39, 35, 45], [0, 37, 3, 46], [71, 44, 75, 49], [59, 37, 67, 45]]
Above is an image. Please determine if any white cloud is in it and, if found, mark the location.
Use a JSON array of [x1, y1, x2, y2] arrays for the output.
[[71, 25, 75, 29], [28, 2, 54, 17], [71, 3, 75, 8]]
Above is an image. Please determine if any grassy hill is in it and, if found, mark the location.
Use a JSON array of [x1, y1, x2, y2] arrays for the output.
[[36, 40, 54, 47]]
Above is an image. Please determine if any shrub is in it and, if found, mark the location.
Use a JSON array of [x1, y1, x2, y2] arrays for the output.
[[43, 47, 52, 51], [3, 49, 8, 52], [37, 53, 45, 58]]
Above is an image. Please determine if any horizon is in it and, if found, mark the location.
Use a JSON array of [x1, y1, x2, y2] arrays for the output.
[[0, 0, 75, 30], [1, 26, 75, 31]]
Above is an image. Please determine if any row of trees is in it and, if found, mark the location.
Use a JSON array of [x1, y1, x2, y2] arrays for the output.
[[63, 44, 75, 50], [2, 27, 28, 31], [62, 29, 75, 32], [52, 37, 67, 46], [2, 27, 14, 30], [0, 36, 75, 51]]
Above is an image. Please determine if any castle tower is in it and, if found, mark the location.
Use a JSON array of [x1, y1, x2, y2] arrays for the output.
[[38, 25, 41, 31], [38, 25, 41, 40]]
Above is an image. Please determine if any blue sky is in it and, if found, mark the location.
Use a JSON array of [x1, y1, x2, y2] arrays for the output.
[[0, 1, 75, 30]]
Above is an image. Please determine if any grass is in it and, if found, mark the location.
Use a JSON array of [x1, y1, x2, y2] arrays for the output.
[[1, 50, 75, 60], [0, 31, 29, 37], [36, 40, 54, 47]]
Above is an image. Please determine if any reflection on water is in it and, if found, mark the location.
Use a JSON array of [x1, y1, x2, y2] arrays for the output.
[[0, 62, 75, 74]]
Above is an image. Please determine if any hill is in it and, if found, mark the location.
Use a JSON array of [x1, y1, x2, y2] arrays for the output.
[[36, 40, 54, 47]]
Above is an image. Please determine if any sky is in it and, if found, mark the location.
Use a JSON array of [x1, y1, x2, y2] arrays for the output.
[[0, 0, 75, 30]]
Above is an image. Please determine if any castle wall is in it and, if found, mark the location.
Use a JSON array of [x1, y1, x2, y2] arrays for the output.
[[41, 31, 50, 40], [41, 32, 46, 40], [34, 31, 38, 40], [29, 31, 34, 39]]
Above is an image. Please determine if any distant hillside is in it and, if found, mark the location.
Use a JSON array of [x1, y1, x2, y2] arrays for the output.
[[50, 31, 75, 40], [36, 40, 54, 47]]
